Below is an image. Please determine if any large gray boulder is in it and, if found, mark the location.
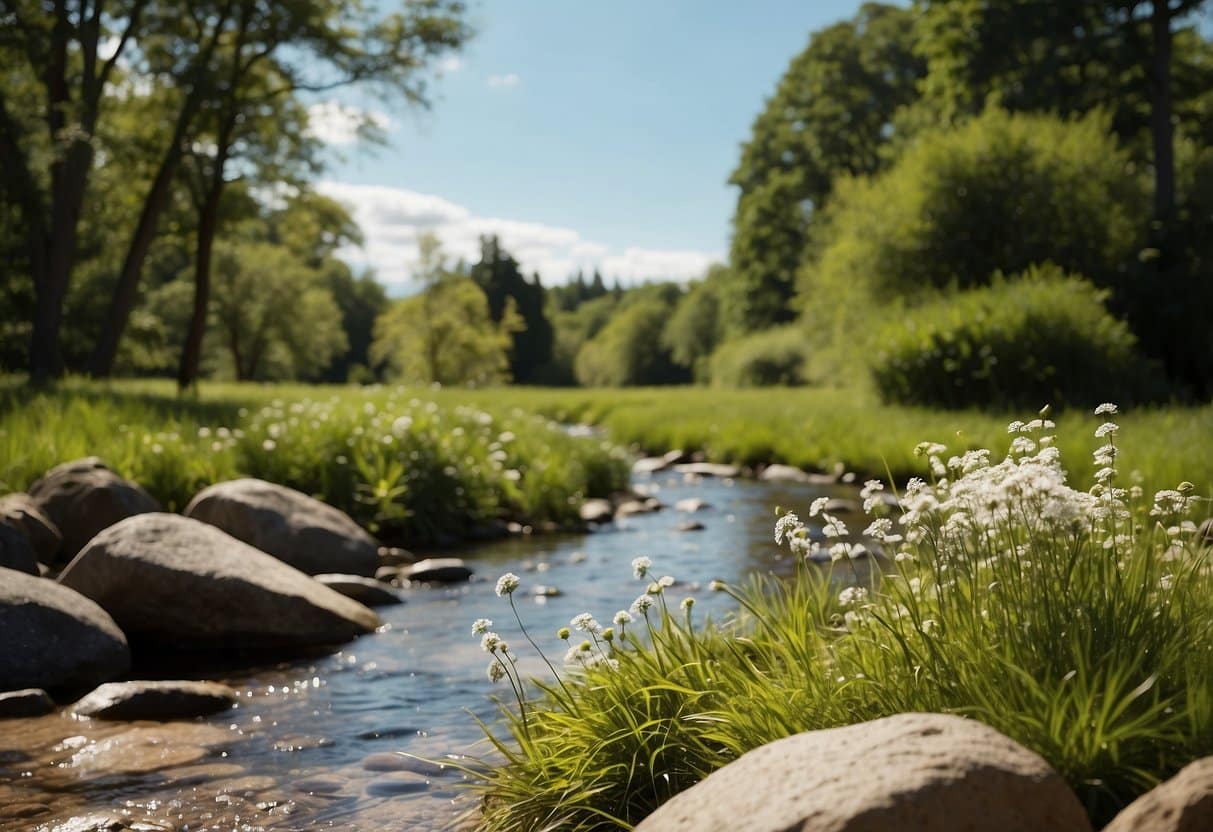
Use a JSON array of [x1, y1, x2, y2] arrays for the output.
[[634, 713, 1091, 832], [74, 680, 237, 720], [58, 513, 380, 650], [0, 566, 131, 692], [27, 458, 158, 559], [1104, 757, 1213, 832], [0, 492, 63, 563], [0, 523, 38, 575], [185, 478, 378, 576]]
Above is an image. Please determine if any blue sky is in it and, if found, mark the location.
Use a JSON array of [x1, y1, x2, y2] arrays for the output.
[[315, 0, 869, 292]]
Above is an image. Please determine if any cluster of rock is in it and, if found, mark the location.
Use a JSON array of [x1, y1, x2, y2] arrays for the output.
[[0, 458, 437, 721], [635, 713, 1213, 832]]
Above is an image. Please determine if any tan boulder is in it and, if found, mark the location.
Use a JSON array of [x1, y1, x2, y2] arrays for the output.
[[185, 478, 378, 576], [1104, 757, 1213, 832], [634, 713, 1091, 832], [27, 458, 158, 559], [0, 566, 130, 692], [58, 513, 380, 650], [0, 492, 63, 563]]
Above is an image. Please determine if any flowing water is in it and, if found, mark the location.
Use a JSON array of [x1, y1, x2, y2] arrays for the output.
[[0, 471, 868, 832]]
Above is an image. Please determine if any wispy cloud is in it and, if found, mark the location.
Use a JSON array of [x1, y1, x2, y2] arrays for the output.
[[306, 101, 392, 146], [487, 72, 521, 89], [318, 181, 721, 293]]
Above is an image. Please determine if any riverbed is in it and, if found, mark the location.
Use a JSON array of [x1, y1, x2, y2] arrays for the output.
[[0, 471, 865, 831]]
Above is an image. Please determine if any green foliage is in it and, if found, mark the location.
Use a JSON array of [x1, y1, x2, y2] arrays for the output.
[[869, 267, 1160, 410], [574, 285, 689, 387], [371, 275, 516, 386], [467, 419, 1213, 830], [660, 265, 726, 381], [541, 294, 621, 386], [0, 381, 629, 544], [804, 108, 1146, 380], [209, 241, 347, 381], [707, 325, 811, 388], [470, 236, 554, 384], [724, 2, 924, 335]]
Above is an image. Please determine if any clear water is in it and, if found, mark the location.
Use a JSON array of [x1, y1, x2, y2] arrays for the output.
[[0, 472, 864, 831]]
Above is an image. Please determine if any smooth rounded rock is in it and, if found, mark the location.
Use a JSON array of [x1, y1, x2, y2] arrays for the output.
[[0, 523, 38, 574], [402, 558, 473, 584], [0, 566, 130, 692], [185, 478, 378, 576], [0, 492, 62, 564], [58, 513, 380, 650], [377, 546, 416, 567], [294, 774, 348, 794], [69, 723, 235, 776], [1103, 757, 1213, 832], [579, 498, 614, 523], [615, 499, 657, 518], [0, 687, 55, 717], [365, 771, 430, 797], [675, 498, 712, 514], [672, 462, 741, 478], [315, 574, 403, 607], [676, 521, 706, 532], [634, 713, 1092, 832], [74, 680, 237, 720], [27, 457, 158, 559]]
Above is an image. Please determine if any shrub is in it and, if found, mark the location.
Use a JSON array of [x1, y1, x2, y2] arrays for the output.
[[868, 266, 1160, 410], [464, 410, 1213, 830], [707, 325, 812, 388], [801, 108, 1147, 382], [574, 285, 689, 387]]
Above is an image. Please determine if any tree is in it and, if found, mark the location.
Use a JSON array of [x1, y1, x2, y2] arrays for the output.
[[469, 235, 553, 383], [209, 240, 346, 380], [917, 0, 1213, 226], [90, 0, 470, 379], [574, 284, 688, 387], [0, 0, 148, 382], [724, 2, 924, 335], [661, 264, 727, 381], [370, 233, 517, 385]]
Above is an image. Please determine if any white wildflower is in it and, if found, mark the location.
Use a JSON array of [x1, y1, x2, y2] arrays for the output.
[[631, 556, 652, 579], [471, 618, 492, 635], [808, 496, 830, 518], [480, 632, 503, 653], [570, 613, 601, 634], [837, 586, 868, 607], [613, 610, 633, 627], [494, 573, 520, 597], [1094, 403, 1118, 416], [774, 512, 803, 545], [1094, 422, 1119, 439]]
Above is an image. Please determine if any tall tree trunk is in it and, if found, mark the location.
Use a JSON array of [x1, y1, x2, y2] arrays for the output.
[[1149, 1, 1175, 225], [177, 182, 221, 390], [88, 134, 187, 377], [177, 128, 235, 390]]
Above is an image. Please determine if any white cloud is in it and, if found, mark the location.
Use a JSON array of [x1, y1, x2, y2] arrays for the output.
[[317, 181, 721, 293], [438, 55, 463, 74], [487, 72, 521, 89], [306, 101, 393, 146]]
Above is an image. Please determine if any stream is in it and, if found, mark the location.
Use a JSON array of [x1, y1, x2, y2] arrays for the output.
[[0, 470, 868, 832]]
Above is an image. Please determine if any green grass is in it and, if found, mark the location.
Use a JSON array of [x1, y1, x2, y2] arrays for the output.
[[464, 419, 1213, 831], [0, 379, 631, 545]]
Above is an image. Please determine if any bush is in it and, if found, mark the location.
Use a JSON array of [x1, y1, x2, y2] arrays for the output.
[[801, 109, 1147, 381], [868, 266, 1160, 410], [466, 414, 1213, 830], [708, 325, 812, 388], [574, 285, 688, 387]]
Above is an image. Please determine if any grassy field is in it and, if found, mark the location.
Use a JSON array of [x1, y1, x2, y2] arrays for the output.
[[4, 380, 1211, 523]]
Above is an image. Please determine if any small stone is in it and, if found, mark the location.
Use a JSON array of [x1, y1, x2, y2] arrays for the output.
[[315, 574, 403, 607], [672, 462, 741, 478], [377, 546, 416, 566], [676, 521, 706, 533], [69, 724, 235, 776], [632, 457, 671, 475], [293, 774, 348, 794], [615, 500, 655, 518], [74, 680, 237, 720], [0, 688, 55, 718], [402, 558, 473, 584], [532, 585, 562, 597], [364, 771, 429, 797], [579, 498, 614, 523], [375, 565, 403, 582], [675, 498, 712, 513], [758, 464, 816, 483], [360, 751, 450, 774]]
